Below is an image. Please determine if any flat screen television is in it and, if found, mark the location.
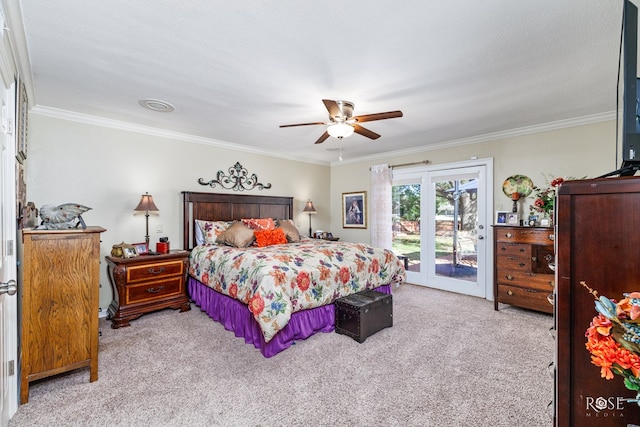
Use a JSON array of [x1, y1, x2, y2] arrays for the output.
[[621, 0, 640, 175]]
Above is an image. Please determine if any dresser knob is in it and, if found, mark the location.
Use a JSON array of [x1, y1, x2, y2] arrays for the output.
[[506, 274, 514, 280], [506, 232, 513, 238], [507, 290, 514, 296], [548, 234, 555, 241]]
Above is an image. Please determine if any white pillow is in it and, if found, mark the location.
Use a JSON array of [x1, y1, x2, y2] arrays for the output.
[[195, 220, 231, 245]]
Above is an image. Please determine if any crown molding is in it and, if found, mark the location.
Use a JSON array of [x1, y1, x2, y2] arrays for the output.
[[331, 111, 616, 166], [30, 105, 330, 166]]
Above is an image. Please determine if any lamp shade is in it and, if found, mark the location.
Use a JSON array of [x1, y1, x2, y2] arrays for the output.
[[134, 192, 159, 213], [327, 123, 354, 139], [303, 200, 317, 214]]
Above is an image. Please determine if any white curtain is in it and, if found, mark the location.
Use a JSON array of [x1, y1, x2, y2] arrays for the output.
[[370, 164, 392, 249]]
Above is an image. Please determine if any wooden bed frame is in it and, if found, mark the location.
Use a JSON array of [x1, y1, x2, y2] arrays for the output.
[[182, 191, 293, 249]]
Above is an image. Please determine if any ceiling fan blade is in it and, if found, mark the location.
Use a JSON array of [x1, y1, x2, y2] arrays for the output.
[[279, 122, 326, 128], [353, 124, 380, 140], [322, 99, 341, 119], [353, 110, 403, 123], [314, 131, 330, 144]]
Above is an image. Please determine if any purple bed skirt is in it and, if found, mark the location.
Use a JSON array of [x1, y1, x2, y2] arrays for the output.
[[187, 277, 391, 357]]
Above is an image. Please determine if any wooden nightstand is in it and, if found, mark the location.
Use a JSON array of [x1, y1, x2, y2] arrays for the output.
[[106, 250, 191, 328]]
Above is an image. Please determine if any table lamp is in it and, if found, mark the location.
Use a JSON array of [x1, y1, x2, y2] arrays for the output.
[[133, 192, 159, 248]]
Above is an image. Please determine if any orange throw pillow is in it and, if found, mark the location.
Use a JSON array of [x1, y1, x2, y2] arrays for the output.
[[254, 228, 288, 247]]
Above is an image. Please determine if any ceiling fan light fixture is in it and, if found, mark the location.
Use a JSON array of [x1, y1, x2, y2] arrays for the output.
[[327, 123, 354, 139]]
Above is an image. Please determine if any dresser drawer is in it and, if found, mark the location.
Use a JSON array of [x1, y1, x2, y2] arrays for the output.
[[496, 256, 530, 272], [496, 242, 531, 258], [126, 260, 184, 282], [497, 283, 553, 314], [126, 277, 183, 304], [495, 228, 554, 245], [495, 269, 554, 291]]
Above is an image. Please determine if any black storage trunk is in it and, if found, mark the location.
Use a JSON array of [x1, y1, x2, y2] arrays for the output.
[[335, 290, 393, 343]]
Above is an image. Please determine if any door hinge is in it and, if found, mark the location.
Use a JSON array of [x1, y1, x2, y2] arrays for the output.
[[8, 360, 14, 376]]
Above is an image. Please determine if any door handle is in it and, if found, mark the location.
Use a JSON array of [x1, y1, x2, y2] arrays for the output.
[[0, 279, 17, 296], [477, 235, 484, 240]]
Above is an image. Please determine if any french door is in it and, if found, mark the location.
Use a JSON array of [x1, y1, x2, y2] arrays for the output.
[[392, 159, 493, 298]]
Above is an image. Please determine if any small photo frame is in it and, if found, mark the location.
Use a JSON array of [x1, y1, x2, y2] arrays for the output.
[[133, 242, 148, 255], [506, 213, 520, 226], [495, 211, 509, 225], [528, 215, 538, 227], [540, 218, 551, 227], [122, 245, 138, 259], [343, 191, 367, 229]]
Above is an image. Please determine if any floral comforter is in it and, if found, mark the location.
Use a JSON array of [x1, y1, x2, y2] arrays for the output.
[[189, 239, 406, 342]]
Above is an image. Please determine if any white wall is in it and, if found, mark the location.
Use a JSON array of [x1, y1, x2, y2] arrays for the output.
[[25, 114, 617, 311], [25, 114, 331, 311], [330, 120, 617, 244]]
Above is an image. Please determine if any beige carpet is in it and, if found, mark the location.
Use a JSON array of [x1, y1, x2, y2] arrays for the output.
[[8, 284, 554, 427]]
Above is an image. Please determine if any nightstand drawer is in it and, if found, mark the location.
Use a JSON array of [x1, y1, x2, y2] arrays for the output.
[[127, 260, 184, 282], [126, 277, 183, 304]]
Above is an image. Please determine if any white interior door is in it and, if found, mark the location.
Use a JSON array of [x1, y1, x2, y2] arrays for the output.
[[0, 79, 18, 425]]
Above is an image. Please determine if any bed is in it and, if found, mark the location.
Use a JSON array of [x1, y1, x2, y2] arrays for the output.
[[182, 191, 406, 357]]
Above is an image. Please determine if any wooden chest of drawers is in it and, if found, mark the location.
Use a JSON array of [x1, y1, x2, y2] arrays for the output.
[[493, 226, 554, 314], [20, 226, 105, 404], [106, 251, 191, 328]]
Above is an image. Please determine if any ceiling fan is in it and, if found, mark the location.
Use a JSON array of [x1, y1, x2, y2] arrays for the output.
[[279, 99, 403, 145]]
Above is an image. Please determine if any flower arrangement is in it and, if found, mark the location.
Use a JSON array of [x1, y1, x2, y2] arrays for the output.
[[583, 281, 640, 403], [529, 175, 566, 217]]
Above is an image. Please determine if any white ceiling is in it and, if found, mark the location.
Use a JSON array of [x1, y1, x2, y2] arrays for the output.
[[12, 0, 623, 164]]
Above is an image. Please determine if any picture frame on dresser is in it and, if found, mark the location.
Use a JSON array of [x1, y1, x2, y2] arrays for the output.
[[122, 245, 138, 258], [495, 211, 508, 225], [133, 242, 148, 255], [506, 213, 519, 225]]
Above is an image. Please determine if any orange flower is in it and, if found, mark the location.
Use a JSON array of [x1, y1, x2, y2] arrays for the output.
[[369, 258, 380, 274], [338, 266, 350, 284], [587, 314, 612, 337], [317, 266, 331, 281], [249, 293, 265, 315], [617, 295, 640, 320], [295, 271, 311, 292], [229, 283, 238, 299], [269, 269, 287, 286]]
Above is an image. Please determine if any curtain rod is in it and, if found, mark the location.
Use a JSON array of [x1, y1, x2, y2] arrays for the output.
[[369, 160, 429, 171]]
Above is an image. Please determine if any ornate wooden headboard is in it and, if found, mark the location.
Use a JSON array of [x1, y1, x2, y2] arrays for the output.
[[182, 191, 294, 249]]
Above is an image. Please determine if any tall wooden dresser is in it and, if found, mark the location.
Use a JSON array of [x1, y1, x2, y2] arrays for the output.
[[493, 226, 555, 314], [556, 177, 640, 425], [20, 226, 105, 404]]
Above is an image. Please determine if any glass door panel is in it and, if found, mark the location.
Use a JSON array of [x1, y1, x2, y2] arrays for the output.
[[392, 183, 421, 273]]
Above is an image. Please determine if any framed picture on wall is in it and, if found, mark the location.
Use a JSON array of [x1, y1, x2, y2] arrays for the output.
[[16, 80, 28, 163], [342, 191, 367, 229]]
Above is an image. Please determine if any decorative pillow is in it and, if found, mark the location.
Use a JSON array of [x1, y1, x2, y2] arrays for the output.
[[195, 220, 231, 245], [241, 218, 276, 231], [216, 221, 256, 248], [277, 221, 300, 243], [254, 228, 288, 247]]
